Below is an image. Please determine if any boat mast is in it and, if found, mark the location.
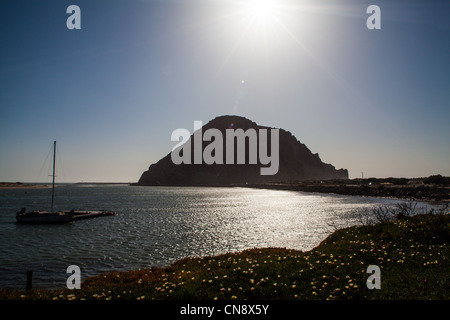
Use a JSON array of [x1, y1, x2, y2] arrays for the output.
[[51, 141, 56, 211]]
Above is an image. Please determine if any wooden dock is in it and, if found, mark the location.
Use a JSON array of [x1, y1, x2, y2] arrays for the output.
[[69, 210, 116, 220]]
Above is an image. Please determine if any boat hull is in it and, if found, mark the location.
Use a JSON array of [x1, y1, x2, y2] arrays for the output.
[[16, 212, 74, 224], [16, 210, 116, 224]]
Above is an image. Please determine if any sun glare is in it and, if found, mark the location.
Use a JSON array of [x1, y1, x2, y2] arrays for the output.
[[245, 0, 280, 24]]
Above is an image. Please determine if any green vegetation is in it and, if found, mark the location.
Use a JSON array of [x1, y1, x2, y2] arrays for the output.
[[1, 211, 448, 300]]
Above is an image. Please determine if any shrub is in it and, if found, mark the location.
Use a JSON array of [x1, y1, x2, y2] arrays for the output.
[[423, 175, 450, 186]]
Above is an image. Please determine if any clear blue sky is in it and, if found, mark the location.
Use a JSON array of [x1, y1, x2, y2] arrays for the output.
[[1, 0, 449, 182]]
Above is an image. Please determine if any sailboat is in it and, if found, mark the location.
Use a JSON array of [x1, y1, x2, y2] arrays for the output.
[[16, 141, 115, 224]]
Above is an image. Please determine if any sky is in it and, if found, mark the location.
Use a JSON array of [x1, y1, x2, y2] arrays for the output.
[[0, 0, 449, 182]]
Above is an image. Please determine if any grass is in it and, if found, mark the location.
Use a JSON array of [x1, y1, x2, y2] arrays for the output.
[[1, 212, 448, 300]]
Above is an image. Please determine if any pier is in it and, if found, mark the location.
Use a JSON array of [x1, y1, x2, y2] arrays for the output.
[[69, 210, 116, 221]]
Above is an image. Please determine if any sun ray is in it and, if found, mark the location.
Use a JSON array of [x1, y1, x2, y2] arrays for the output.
[[271, 9, 374, 118], [187, 1, 372, 112], [212, 19, 255, 81]]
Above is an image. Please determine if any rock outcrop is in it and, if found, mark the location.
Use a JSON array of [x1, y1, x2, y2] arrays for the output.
[[136, 115, 348, 185]]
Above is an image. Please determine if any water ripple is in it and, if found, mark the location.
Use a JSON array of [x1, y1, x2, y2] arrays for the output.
[[0, 185, 432, 289]]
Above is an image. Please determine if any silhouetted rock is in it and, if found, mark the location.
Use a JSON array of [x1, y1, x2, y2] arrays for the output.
[[136, 115, 348, 186]]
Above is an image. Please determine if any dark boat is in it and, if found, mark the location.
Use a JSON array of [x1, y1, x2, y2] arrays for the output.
[[16, 208, 74, 224], [16, 208, 116, 224]]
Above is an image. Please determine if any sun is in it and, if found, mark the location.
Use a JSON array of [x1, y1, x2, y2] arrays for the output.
[[244, 0, 281, 25]]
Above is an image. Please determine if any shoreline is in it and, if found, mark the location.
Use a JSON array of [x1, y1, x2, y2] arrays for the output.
[[0, 183, 50, 189], [4, 176, 447, 203], [131, 178, 450, 203], [243, 181, 450, 204]]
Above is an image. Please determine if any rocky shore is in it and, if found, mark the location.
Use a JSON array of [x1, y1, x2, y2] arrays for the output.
[[244, 176, 450, 203]]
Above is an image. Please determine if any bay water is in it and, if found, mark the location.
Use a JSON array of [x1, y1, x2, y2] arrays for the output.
[[0, 184, 431, 289]]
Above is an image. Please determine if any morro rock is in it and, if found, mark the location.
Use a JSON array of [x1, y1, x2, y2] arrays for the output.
[[136, 115, 348, 185]]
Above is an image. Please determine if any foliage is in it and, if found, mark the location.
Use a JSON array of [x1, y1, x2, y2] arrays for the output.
[[423, 175, 450, 186]]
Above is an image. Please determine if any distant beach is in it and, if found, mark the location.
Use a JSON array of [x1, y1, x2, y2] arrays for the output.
[[0, 182, 50, 189]]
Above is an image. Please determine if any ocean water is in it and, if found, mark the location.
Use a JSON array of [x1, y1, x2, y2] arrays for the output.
[[0, 184, 432, 289]]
